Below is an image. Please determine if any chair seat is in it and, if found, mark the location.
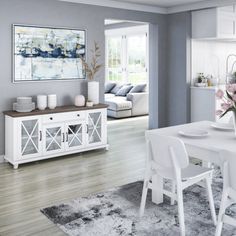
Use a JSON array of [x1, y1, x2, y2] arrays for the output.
[[181, 164, 212, 180]]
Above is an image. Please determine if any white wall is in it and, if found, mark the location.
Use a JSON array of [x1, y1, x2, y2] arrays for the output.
[[192, 40, 236, 84]]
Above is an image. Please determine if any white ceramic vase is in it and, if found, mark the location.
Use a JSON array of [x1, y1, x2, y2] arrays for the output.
[[74, 95, 85, 107], [48, 94, 57, 109], [37, 95, 47, 110], [88, 81, 99, 105]]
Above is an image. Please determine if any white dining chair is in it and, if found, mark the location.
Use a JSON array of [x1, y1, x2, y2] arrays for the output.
[[140, 133, 217, 236], [215, 150, 236, 236]]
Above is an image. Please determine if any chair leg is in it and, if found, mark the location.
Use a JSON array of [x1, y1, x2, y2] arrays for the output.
[[177, 185, 185, 236], [205, 177, 217, 225], [215, 191, 228, 236], [171, 180, 176, 205], [140, 171, 151, 217], [152, 174, 164, 204]]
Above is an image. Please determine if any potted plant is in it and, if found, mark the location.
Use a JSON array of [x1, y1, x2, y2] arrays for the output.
[[197, 73, 205, 83], [195, 73, 208, 87], [81, 41, 103, 105], [216, 84, 236, 135]]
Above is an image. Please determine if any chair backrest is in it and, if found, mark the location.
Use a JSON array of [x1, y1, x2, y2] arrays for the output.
[[220, 150, 236, 191], [145, 132, 189, 179]]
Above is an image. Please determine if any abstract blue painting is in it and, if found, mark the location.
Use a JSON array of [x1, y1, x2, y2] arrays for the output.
[[13, 25, 86, 82]]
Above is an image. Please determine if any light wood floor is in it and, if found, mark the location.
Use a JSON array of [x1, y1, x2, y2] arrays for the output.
[[0, 116, 148, 236]]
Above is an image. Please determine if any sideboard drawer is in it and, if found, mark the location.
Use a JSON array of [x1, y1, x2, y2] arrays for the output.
[[42, 111, 85, 124]]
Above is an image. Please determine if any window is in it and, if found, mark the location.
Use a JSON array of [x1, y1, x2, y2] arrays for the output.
[[105, 26, 148, 85], [107, 36, 122, 82]]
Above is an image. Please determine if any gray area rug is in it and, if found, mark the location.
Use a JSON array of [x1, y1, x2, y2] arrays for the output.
[[41, 170, 236, 236]]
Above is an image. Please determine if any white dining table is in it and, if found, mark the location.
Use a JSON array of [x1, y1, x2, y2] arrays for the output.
[[147, 120, 236, 205]]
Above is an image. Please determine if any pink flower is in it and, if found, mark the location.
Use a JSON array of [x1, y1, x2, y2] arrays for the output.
[[226, 84, 236, 93], [221, 102, 232, 111], [226, 84, 234, 93], [227, 99, 234, 105], [232, 94, 236, 102], [216, 110, 223, 116], [216, 89, 224, 99]]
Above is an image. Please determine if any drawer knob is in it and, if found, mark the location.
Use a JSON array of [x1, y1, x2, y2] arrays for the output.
[[50, 117, 53, 120], [77, 114, 80, 117]]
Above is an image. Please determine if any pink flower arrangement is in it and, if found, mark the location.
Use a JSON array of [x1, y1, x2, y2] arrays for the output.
[[216, 84, 236, 118]]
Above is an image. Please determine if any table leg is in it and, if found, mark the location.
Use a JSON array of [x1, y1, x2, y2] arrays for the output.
[[202, 161, 213, 185], [152, 174, 164, 204]]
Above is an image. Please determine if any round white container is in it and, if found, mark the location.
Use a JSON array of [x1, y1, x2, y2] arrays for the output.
[[88, 81, 99, 105], [48, 94, 57, 109], [86, 101, 93, 107], [74, 95, 85, 107], [37, 95, 47, 110]]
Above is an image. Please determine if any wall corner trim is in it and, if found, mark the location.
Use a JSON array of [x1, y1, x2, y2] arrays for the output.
[[59, 0, 236, 14]]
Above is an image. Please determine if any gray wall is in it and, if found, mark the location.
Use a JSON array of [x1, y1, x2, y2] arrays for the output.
[[0, 0, 168, 155], [167, 12, 191, 125]]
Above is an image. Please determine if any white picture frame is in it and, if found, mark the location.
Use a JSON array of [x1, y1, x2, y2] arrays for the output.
[[13, 24, 86, 82]]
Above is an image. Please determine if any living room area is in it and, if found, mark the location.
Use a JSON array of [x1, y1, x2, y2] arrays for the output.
[[104, 19, 149, 120]]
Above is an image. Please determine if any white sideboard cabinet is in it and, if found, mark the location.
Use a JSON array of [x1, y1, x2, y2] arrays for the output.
[[4, 104, 109, 169]]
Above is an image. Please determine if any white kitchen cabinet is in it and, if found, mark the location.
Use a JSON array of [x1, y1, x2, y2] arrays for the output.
[[191, 86, 231, 123], [4, 105, 108, 169], [192, 6, 236, 39]]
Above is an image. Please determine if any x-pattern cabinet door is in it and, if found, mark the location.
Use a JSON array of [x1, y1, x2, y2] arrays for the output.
[[43, 123, 65, 155], [18, 117, 42, 160], [87, 110, 107, 147], [65, 121, 85, 151]]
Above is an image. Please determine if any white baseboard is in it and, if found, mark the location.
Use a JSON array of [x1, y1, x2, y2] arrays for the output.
[[0, 155, 5, 163]]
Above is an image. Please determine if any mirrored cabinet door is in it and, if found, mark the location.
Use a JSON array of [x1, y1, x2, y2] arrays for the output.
[[87, 111, 103, 145], [20, 119, 41, 158], [43, 124, 64, 154], [65, 122, 84, 150]]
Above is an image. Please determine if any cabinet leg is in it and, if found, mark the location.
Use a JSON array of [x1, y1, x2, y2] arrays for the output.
[[105, 145, 109, 151], [13, 164, 19, 170]]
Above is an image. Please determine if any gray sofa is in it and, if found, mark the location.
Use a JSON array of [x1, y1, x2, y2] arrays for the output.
[[104, 82, 148, 118]]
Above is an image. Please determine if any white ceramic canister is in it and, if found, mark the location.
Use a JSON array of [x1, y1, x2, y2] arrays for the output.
[[37, 95, 47, 110], [48, 94, 57, 109]]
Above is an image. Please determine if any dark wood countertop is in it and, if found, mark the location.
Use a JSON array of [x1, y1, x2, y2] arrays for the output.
[[3, 104, 108, 118]]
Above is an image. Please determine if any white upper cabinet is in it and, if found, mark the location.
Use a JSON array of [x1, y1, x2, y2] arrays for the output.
[[192, 5, 236, 39]]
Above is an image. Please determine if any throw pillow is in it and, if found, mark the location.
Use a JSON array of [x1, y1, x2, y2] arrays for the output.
[[105, 82, 116, 93], [116, 85, 133, 96], [110, 83, 130, 94], [129, 84, 147, 93], [110, 84, 123, 94]]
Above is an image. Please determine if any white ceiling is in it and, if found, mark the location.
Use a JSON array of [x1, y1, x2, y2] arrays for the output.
[[116, 0, 205, 8], [60, 0, 236, 14]]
